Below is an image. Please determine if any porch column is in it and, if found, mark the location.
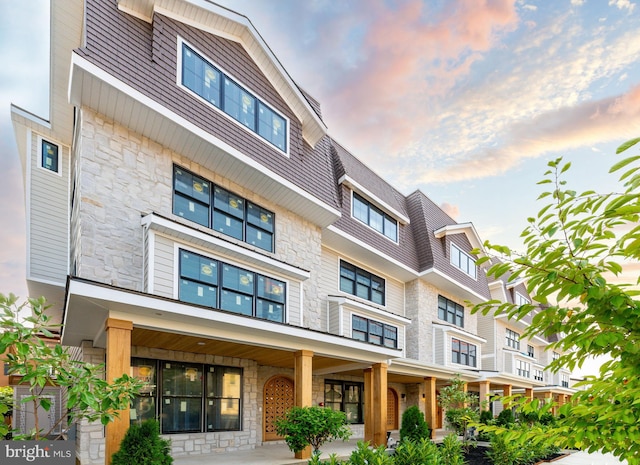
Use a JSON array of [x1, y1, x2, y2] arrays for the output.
[[372, 363, 388, 447], [294, 350, 313, 460], [364, 368, 373, 443], [543, 391, 553, 414], [524, 388, 534, 401], [502, 384, 512, 409], [478, 381, 491, 411], [105, 318, 133, 465], [423, 377, 437, 439]]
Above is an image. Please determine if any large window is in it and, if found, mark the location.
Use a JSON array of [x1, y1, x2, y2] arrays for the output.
[[452, 338, 476, 367], [351, 315, 397, 348], [352, 193, 398, 242], [506, 329, 520, 350], [173, 166, 275, 252], [515, 292, 530, 306], [438, 295, 464, 328], [450, 243, 477, 279], [181, 43, 287, 152], [339, 261, 385, 305], [130, 358, 242, 434], [324, 380, 363, 424], [516, 359, 530, 378], [561, 374, 569, 388], [179, 249, 286, 323]]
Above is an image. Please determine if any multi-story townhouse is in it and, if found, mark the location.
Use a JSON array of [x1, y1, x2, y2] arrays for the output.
[[10, 0, 573, 463]]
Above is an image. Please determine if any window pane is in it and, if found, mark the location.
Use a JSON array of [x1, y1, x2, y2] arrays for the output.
[[246, 202, 274, 232], [174, 168, 210, 204], [180, 251, 217, 285], [352, 194, 368, 224], [207, 398, 240, 431], [213, 211, 243, 240], [258, 103, 286, 151], [246, 225, 273, 252], [220, 290, 253, 316], [222, 265, 254, 294], [256, 299, 284, 322], [369, 206, 384, 233], [179, 280, 217, 307], [384, 216, 397, 241], [162, 397, 202, 433], [224, 78, 255, 130], [41, 140, 59, 172], [162, 362, 203, 397], [257, 276, 285, 303], [174, 194, 209, 227], [214, 187, 244, 219]]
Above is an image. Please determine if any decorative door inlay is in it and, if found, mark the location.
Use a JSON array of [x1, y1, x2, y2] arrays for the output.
[[263, 376, 294, 441]]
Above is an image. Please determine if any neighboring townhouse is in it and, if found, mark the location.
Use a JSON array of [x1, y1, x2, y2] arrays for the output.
[[10, 0, 573, 463]]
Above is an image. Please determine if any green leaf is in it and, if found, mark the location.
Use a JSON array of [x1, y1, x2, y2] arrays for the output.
[[616, 137, 640, 154]]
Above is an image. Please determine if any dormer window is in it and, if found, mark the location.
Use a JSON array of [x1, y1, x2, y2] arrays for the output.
[[180, 41, 287, 153], [450, 243, 476, 279], [352, 193, 398, 242], [515, 292, 530, 306]]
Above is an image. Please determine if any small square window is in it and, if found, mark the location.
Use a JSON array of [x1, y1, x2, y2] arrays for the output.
[[41, 140, 59, 173]]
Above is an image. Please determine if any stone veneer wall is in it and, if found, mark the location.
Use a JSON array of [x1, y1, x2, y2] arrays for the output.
[[131, 346, 259, 457], [75, 109, 325, 330]]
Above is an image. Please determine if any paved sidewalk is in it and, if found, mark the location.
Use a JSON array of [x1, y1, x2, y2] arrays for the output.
[[553, 451, 627, 464]]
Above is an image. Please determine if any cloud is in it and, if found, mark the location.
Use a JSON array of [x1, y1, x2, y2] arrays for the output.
[[440, 202, 460, 219], [609, 0, 636, 13]]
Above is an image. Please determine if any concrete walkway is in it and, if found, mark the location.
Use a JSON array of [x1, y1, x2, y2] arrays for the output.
[[172, 439, 628, 465]]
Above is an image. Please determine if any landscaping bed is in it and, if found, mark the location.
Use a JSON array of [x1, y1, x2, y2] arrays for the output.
[[462, 445, 567, 465]]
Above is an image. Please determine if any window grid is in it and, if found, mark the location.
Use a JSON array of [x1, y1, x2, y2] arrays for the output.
[[527, 344, 534, 358], [438, 295, 464, 328], [339, 261, 385, 306], [351, 315, 397, 349], [516, 360, 531, 378], [352, 193, 398, 242], [506, 328, 520, 350], [324, 380, 364, 424], [450, 243, 477, 279], [173, 166, 275, 252], [561, 374, 569, 388], [451, 338, 477, 367], [179, 249, 285, 323], [181, 43, 287, 152], [515, 292, 531, 306], [534, 369, 544, 382]]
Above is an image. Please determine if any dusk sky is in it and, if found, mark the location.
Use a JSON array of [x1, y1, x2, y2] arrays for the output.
[[1, 0, 640, 372]]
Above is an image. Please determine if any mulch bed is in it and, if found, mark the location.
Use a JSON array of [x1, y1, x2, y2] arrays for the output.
[[463, 446, 567, 465]]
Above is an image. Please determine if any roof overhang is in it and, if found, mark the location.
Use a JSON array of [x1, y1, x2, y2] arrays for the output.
[[434, 223, 486, 256], [68, 53, 340, 228], [117, 0, 327, 147], [419, 267, 488, 305], [339, 175, 410, 225], [388, 358, 481, 383], [62, 278, 400, 367], [477, 371, 545, 389]]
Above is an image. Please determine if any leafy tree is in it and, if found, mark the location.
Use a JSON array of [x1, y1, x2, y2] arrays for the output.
[[437, 375, 479, 442], [0, 293, 143, 439], [111, 419, 172, 465], [274, 406, 352, 455], [398, 405, 430, 443], [471, 137, 640, 464]]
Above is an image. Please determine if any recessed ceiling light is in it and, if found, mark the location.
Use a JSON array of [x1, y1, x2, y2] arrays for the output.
[[197, 342, 206, 346]]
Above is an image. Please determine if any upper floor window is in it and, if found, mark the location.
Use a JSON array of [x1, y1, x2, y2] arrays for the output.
[[351, 315, 397, 349], [173, 166, 275, 252], [561, 374, 569, 388], [506, 328, 520, 350], [40, 139, 60, 174], [181, 42, 287, 152], [179, 249, 286, 323], [450, 243, 476, 279], [527, 344, 535, 358], [325, 380, 363, 424], [452, 338, 476, 367], [438, 295, 464, 328], [339, 261, 385, 306], [352, 193, 398, 242], [515, 292, 530, 306], [534, 369, 544, 382], [552, 351, 560, 361], [516, 359, 531, 378]]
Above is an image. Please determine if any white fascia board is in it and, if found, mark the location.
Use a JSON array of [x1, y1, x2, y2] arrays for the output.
[[141, 213, 311, 281], [418, 267, 487, 302], [339, 175, 410, 224], [69, 53, 340, 223], [433, 222, 486, 255], [327, 295, 412, 325], [11, 105, 52, 130], [432, 323, 487, 344]]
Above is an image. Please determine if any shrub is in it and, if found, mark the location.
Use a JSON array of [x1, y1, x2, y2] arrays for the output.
[[111, 419, 172, 465], [394, 437, 441, 465], [496, 408, 515, 427], [479, 409, 493, 424], [438, 433, 465, 465], [275, 406, 352, 455], [399, 405, 430, 442], [347, 441, 393, 465]]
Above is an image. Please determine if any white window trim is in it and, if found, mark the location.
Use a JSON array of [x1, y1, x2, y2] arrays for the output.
[[37, 134, 62, 176], [176, 36, 290, 157], [450, 243, 477, 280], [450, 335, 478, 368], [515, 291, 530, 305]]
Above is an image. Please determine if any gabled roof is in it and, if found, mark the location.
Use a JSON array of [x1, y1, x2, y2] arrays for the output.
[[117, 0, 327, 148]]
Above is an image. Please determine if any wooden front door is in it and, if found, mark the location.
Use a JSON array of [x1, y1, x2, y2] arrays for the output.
[[386, 388, 398, 430], [263, 376, 294, 441]]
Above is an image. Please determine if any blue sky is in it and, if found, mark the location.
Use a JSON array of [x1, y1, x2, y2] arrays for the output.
[[1, 1, 639, 375]]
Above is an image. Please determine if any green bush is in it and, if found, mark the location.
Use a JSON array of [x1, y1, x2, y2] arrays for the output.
[[393, 437, 441, 465], [399, 405, 430, 442], [479, 409, 493, 424], [496, 408, 515, 427], [487, 427, 561, 465], [275, 406, 352, 454], [111, 419, 172, 465], [347, 441, 393, 465], [438, 434, 465, 465]]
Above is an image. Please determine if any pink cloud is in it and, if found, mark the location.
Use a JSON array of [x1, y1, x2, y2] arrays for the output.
[[440, 202, 460, 219]]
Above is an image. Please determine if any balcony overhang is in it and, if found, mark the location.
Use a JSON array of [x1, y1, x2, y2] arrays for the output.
[[62, 278, 400, 370], [68, 53, 340, 229], [419, 267, 488, 305], [388, 358, 480, 384]]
